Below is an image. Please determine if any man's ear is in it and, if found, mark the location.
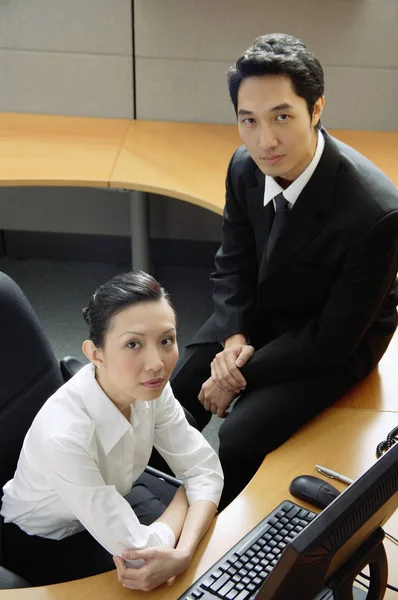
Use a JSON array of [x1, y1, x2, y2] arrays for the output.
[[82, 340, 103, 368], [312, 95, 325, 128]]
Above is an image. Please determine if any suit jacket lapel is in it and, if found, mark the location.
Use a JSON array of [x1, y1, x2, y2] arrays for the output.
[[260, 129, 341, 281], [245, 169, 274, 268]]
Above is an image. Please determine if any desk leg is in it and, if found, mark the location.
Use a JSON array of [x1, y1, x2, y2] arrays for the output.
[[129, 191, 151, 273]]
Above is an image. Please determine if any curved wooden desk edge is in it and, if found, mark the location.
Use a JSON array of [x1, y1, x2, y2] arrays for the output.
[[109, 179, 224, 215], [0, 179, 112, 188]]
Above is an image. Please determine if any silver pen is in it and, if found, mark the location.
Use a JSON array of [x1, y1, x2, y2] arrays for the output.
[[315, 464, 354, 485]]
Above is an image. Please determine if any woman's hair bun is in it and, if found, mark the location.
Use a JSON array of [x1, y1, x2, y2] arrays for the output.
[[82, 307, 90, 324]]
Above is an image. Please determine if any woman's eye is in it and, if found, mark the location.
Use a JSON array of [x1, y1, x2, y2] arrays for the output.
[[161, 337, 174, 346], [127, 341, 141, 349]]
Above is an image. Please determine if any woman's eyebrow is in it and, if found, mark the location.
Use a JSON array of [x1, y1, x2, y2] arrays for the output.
[[118, 327, 176, 338]]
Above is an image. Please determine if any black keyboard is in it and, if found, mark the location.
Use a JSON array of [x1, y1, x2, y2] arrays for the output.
[[178, 500, 318, 600]]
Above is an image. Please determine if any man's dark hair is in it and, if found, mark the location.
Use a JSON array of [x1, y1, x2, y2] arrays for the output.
[[227, 33, 324, 129], [82, 271, 173, 347]]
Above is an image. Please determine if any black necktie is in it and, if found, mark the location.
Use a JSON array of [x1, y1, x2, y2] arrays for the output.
[[267, 193, 290, 258]]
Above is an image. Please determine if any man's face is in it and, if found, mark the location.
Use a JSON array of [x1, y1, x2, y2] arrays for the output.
[[237, 74, 324, 184]]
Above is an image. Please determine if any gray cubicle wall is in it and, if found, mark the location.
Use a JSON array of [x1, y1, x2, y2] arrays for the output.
[[0, 0, 397, 263]]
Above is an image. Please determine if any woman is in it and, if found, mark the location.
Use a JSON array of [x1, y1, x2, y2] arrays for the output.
[[1, 271, 223, 590]]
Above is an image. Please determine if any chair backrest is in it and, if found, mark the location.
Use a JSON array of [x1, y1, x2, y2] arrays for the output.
[[0, 272, 63, 491]]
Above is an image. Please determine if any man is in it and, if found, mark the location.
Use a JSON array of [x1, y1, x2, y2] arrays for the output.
[[171, 33, 398, 509]]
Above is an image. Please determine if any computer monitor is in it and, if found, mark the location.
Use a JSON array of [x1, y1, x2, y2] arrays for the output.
[[258, 441, 398, 600]]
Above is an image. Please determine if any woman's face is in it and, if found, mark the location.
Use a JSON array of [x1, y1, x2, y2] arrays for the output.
[[94, 298, 178, 405]]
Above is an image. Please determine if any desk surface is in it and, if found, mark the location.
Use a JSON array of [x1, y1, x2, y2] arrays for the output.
[[0, 113, 129, 188], [1, 407, 397, 600], [110, 123, 398, 215], [0, 113, 397, 217], [109, 120, 240, 214], [336, 331, 398, 412]]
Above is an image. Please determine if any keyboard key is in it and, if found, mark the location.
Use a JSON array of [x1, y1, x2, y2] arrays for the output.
[[252, 543, 261, 552], [240, 554, 250, 563], [305, 512, 317, 521], [285, 506, 301, 518], [265, 564, 273, 573], [208, 573, 230, 592], [235, 590, 251, 600], [278, 541, 287, 550], [297, 508, 309, 518], [253, 576, 263, 585], [191, 591, 204, 599], [218, 581, 235, 597], [226, 590, 239, 600]]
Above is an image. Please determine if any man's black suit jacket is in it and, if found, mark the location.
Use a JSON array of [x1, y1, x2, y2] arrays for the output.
[[190, 129, 398, 387]]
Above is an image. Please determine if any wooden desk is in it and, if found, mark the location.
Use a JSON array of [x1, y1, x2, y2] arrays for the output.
[[1, 113, 397, 270], [0, 113, 129, 188], [109, 122, 398, 211], [1, 407, 397, 599], [109, 121, 398, 270], [109, 120, 240, 271], [336, 331, 398, 412]]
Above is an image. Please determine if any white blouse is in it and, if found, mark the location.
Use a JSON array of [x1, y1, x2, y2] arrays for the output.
[[1, 364, 223, 559]]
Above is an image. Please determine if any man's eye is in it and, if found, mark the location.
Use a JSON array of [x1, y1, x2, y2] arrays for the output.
[[127, 341, 141, 349], [276, 114, 290, 122], [161, 337, 174, 346], [242, 118, 256, 125]]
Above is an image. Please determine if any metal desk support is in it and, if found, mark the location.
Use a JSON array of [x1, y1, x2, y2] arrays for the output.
[[129, 190, 151, 273]]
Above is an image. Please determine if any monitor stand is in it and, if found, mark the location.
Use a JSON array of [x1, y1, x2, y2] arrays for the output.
[[313, 528, 388, 600], [314, 585, 368, 600]]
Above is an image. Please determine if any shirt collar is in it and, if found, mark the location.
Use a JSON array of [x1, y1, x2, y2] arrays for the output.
[[264, 130, 325, 207], [72, 363, 150, 454]]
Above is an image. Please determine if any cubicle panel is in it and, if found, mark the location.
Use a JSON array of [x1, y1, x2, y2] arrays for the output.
[[134, 0, 398, 131], [0, 0, 134, 118]]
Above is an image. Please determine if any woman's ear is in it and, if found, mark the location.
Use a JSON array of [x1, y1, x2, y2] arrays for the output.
[[82, 340, 103, 368]]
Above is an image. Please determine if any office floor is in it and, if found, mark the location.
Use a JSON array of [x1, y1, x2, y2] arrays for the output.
[[0, 257, 222, 451]]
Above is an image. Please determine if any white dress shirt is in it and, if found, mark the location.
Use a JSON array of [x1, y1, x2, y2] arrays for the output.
[[264, 130, 325, 208], [1, 364, 223, 559]]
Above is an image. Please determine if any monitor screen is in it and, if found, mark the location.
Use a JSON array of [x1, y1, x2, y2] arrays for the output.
[[258, 441, 398, 599]]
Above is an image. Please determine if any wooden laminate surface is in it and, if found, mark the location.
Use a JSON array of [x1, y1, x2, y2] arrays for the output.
[[109, 120, 240, 214], [1, 407, 397, 600], [1, 114, 397, 217], [0, 113, 129, 188], [109, 122, 398, 214], [336, 330, 398, 411]]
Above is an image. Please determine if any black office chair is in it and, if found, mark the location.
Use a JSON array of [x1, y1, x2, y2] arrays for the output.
[[0, 271, 190, 588]]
